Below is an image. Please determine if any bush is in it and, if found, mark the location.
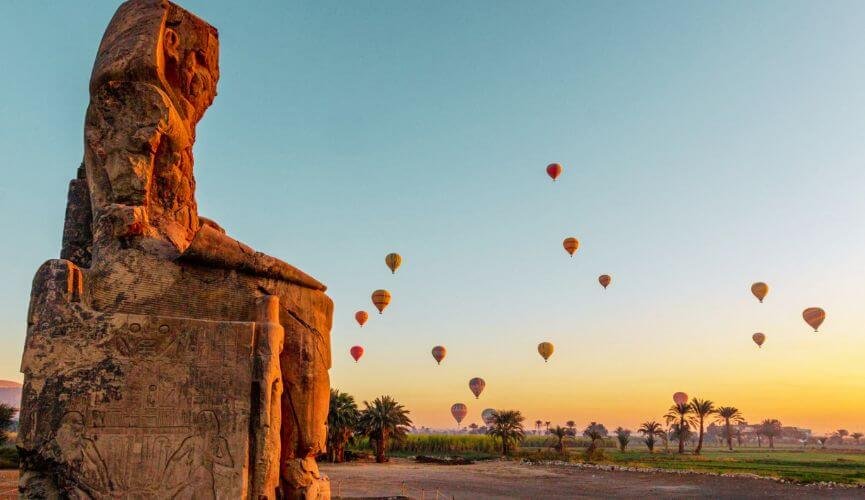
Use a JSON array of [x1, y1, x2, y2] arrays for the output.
[[0, 447, 18, 469]]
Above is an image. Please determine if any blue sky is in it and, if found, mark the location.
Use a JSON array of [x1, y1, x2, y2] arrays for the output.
[[1, 1, 864, 431]]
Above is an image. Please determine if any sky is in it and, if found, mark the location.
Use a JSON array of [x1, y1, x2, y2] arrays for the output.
[[1, 0, 864, 435]]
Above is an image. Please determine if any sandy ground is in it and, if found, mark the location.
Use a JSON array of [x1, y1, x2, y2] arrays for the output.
[[321, 459, 865, 499], [0, 470, 16, 499]]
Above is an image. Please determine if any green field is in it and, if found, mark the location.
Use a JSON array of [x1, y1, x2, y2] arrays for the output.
[[350, 435, 865, 485]]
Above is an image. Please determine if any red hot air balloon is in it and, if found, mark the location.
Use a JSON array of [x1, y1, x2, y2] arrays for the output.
[[431, 346, 447, 365], [469, 377, 486, 399], [803, 307, 826, 332], [599, 275, 612, 289], [355, 311, 369, 327], [673, 392, 688, 406], [546, 163, 563, 181], [752, 332, 766, 348], [451, 403, 468, 426], [350, 346, 364, 363]]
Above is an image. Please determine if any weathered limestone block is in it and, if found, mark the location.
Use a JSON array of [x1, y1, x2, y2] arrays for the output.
[[18, 0, 332, 498]]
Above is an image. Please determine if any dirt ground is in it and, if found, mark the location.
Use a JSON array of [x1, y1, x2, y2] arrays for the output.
[[0, 470, 16, 499], [320, 458, 865, 499]]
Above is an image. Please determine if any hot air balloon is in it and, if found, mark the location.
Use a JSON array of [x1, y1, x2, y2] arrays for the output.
[[803, 307, 826, 332], [385, 253, 402, 274], [451, 403, 467, 426], [350, 346, 364, 363], [563, 237, 579, 257], [752, 332, 766, 348], [431, 346, 447, 365], [355, 311, 369, 327], [469, 377, 486, 399], [537, 342, 554, 362], [599, 274, 611, 289], [371, 289, 391, 314], [481, 408, 496, 426], [546, 163, 563, 181], [673, 392, 688, 406], [751, 282, 769, 303]]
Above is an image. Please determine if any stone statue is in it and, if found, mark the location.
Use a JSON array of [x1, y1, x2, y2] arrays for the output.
[[17, 1, 332, 498]]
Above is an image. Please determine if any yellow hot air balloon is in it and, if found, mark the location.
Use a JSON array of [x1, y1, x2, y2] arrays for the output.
[[537, 342, 554, 362], [803, 307, 826, 332], [563, 237, 579, 257], [372, 289, 391, 314], [752, 332, 766, 348], [751, 282, 769, 303], [385, 253, 402, 274]]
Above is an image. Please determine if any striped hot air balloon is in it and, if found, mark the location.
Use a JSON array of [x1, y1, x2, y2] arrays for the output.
[[563, 237, 579, 257], [752, 332, 766, 348], [803, 307, 826, 332], [385, 253, 402, 274], [481, 408, 496, 426], [469, 377, 486, 399], [451, 403, 468, 426], [355, 311, 369, 327], [546, 163, 563, 181], [751, 282, 769, 303], [350, 346, 364, 363], [599, 274, 612, 289], [673, 392, 688, 406], [431, 346, 447, 365], [537, 342, 554, 362], [371, 289, 391, 314]]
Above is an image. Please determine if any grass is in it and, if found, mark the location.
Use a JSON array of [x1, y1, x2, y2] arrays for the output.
[[349, 434, 865, 485]]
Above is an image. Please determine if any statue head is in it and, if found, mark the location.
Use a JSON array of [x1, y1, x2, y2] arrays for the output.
[[90, 0, 219, 130]]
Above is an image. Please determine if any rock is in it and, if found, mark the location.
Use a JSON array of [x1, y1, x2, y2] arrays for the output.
[[17, 1, 332, 498]]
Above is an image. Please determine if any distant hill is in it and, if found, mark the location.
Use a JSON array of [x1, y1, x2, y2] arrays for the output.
[[0, 380, 22, 409]]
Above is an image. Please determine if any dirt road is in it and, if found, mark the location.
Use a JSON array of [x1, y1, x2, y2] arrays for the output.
[[320, 459, 865, 499]]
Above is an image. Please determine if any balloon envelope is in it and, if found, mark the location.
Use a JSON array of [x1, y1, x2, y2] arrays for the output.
[[451, 403, 468, 424], [385, 253, 402, 274], [546, 163, 563, 181], [599, 274, 612, 289], [563, 237, 579, 256], [469, 377, 486, 399], [537, 342, 554, 362], [803, 307, 826, 332], [673, 392, 688, 406], [431, 346, 447, 365], [355, 311, 369, 327], [751, 282, 769, 303], [372, 289, 391, 313], [481, 408, 496, 426], [350, 345, 364, 362], [752, 332, 766, 348]]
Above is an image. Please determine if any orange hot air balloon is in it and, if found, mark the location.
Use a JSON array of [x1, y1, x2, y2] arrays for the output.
[[355, 311, 369, 327], [451, 403, 467, 425], [752, 332, 766, 348], [803, 307, 826, 332], [563, 237, 579, 257], [546, 163, 563, 181], [385, 253, 402, 274], [371, 289, 391, 314], [751, 282, 769, 303], [599, 274, 612, 289], [431, 346, 447, 365], [673, 392, 688, 406], [481, 408, 496, 426], [469, 377, 486, 399], [537, 342, 554, 362], [350, 345, 364, 363]]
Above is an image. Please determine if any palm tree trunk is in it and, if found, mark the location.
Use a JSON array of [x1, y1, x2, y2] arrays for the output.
[[695, 417, 704, 455], [725, 420, 733, 451], [678, 416, 685, 453]]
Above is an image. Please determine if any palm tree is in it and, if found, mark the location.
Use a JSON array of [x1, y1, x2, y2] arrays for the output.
[[614, 427, 631, 452], [761, 419, 781, 449], [638, 421, 664, 453], [582, 422, 607, 455], [549, 425, 569, 453], [835, 429, 849, 444], [714, 406, 745, 451], [566, 420, 576, 436], [664, 403, 694, 453], [327, 389, 360, 463], [852, 432, 863, 445], [688, 398, 714, 455], [545, 421, 551, 434], [535, 419, 543, 435], [356, 395, 412, 463], [487, 410, 526, 456]]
